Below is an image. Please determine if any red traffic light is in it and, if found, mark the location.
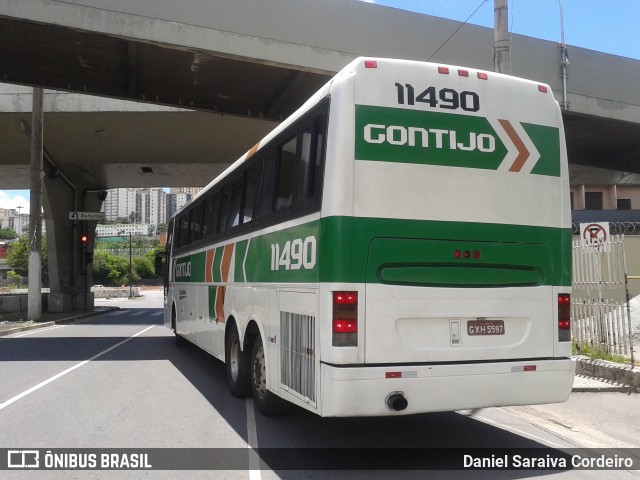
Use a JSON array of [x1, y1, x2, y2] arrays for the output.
[[80, 234, 88, 245]]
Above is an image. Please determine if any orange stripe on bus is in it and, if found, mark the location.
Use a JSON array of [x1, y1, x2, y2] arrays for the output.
[[205, 248, 216, 283], [215, 243, 235, 323], [247, 142, 260, 159], [499, 119, 530, 172]]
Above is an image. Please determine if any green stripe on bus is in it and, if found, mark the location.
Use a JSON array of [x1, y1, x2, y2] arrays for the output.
[[524, 123, 561, 177], [235, 239, 249, 282], [212, 247, 223, 283], [174, 217, 570, 287], [243, 220, 321, 283], [318, 216, 572, 286]]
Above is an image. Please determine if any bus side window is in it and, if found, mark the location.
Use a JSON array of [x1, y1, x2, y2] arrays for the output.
[[201, 198, 209, 238], [243, 165, 257, 224], [257, 153, 277, 217], [206, 193, 220, 238], [296, 117, 324, 201], [186, 210, 194, 245], [179, 213, 190, 248], [313, 117, 326, 197], [219, 187, 230, 233], [275, 136, 297, 211], [227, 180, 243, 230], [191, 204, 202, 243]]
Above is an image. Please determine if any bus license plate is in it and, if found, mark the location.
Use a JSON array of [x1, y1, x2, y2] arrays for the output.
[[467, 319, 505, 336]]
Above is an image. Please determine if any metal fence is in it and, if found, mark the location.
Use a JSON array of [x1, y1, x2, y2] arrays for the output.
[[571, 235, 634, 363], [572, 222, 640, 236]]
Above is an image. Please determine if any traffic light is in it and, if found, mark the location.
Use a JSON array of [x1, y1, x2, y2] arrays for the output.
[[80, 234, 88, 248]]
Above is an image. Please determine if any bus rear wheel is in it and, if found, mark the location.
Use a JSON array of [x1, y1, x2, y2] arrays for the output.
[[250, 335, 289, 416], [225, 324, 251, 397], [173, 306, 189, 347]]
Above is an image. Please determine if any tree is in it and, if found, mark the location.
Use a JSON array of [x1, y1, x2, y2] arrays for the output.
[[6, 235, 48, 283], [0, 227, 18, 240], [92, 251, 130, 286]]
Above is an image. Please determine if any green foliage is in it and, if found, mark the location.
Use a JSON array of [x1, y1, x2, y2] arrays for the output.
[[0, 227, 18, 239], [92, 250, 158, 286], [573, 342, 628, 365], [92, 251, 130, 286], [6, 235, 48, 283], [5, 270, 24, 288]]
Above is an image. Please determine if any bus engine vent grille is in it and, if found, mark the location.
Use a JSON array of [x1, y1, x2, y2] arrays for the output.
[[280, 312, 316, 404]]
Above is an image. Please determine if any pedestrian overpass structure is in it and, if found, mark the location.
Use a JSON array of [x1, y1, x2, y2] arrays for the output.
[[1, 0, 640, 312]]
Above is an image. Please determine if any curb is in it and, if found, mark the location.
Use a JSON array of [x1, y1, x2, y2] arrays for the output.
[[0, 321, 56, 336], [574, 355, 640, 393], [0, 308, 120, 337]]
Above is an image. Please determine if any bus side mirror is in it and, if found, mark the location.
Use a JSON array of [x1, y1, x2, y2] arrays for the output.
[[154, 253, 166, 276]]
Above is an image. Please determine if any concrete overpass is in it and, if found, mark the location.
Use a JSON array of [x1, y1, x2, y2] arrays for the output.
[[1, 0, 640, 312]]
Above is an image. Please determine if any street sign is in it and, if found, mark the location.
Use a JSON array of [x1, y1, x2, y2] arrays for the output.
[[69, 211, 105, 221], [580, 222, 610, 246]]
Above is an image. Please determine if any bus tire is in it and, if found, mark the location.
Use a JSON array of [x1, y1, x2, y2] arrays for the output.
[[173, 306, 189, 347], [251, 335, 290, 416], [225, 324, 251, 397], [175, 332, 189, 347]]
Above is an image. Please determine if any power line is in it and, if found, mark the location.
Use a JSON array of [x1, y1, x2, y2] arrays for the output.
[[427, 0, 490, 61]]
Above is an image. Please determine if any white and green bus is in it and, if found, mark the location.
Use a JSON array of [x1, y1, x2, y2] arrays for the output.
[[163, 57, 574, 417]]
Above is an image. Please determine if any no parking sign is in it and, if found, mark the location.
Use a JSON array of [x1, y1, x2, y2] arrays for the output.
[[580, 222, 610, 246]]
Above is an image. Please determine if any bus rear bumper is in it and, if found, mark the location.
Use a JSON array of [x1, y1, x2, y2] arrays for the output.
[[319, 358, 575, 417]]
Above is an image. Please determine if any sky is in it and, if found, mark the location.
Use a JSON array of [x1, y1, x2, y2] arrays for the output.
[[360, 0, 640, 60], [2, 0, 638, 213]]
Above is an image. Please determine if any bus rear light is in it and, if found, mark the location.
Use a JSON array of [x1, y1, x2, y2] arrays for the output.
[[333, 319, 357, 333], [333, 291, 358, 347], [454, 249, 481, 260], [334, 292, 357, 305], [458, 69, 469, 77], [438, 66, 450, 74], [558, 294, 571, 341], [364, 60, 378, 69], [538, 85, 548, 93], [477, 72, 489, 80]]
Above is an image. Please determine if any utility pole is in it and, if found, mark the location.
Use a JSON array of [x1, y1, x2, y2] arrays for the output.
[[493, 0, 509, 73], [558, 0, 569, 110], [28, 87, 44, 321]]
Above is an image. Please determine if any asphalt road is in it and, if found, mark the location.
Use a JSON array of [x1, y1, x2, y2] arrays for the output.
[[0, 291, 638, 479]]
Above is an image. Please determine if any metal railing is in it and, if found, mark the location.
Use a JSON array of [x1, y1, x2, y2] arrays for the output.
[[572, 222, 640, 236], [571, 235, 635, 363]]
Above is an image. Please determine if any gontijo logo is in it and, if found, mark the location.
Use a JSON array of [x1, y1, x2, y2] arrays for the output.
[[364, 124, 496, 152], [355, 105, 561, 177], [174, 258, 191, 281]]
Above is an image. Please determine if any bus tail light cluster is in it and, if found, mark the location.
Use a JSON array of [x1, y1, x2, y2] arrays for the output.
[[333, 291, 358, 347], [454, 249, 481, 260], [558, 294, 571, 342]]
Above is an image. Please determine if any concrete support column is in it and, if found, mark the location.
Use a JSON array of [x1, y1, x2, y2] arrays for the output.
[[43, 178, 83, 312], [28, 87, 44, 321]]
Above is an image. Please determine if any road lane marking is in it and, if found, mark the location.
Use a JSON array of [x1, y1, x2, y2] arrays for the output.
[[246, 398, 261, 480], [0, 325, 155, 411]]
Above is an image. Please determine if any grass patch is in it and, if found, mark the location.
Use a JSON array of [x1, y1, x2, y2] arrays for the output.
[[573, 342, 629, 364]]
